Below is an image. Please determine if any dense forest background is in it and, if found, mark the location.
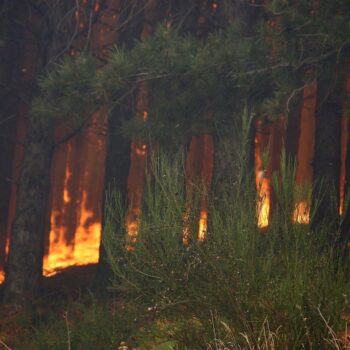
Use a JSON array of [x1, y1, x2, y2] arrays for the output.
[[1, 0, 350, 348]]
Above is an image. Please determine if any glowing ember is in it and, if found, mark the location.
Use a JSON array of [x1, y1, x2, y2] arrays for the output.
[[293, 201, 310, 224], [125, 208, 140, 251], [43, 192, 101, 276], [198, 210, 208, 241], [257, 177, 270, 229], [254, 120, 271, 229]]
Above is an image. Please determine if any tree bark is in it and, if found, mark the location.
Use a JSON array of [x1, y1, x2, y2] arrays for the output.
[[0, 2, 23, 273], [3, 116, 54, 306], [312, 74, 342, 232]]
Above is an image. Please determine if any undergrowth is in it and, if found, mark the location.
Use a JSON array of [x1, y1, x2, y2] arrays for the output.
[[103, 149, 350, 349], [4, 146, 350, 349]]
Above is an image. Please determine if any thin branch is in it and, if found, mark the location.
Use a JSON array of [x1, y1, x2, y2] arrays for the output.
[[53, 115, 91, 148]]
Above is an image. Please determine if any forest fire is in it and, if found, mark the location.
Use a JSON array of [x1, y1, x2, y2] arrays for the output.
[[43, 192, 102, 276]]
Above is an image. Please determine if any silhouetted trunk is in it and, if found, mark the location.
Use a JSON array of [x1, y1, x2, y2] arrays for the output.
[[4, 116, 54, 306], [312, 75, 342, 233], [2, 0, 65, 306], [339, 60, 350, 240], [0, 0, 27, 278], [97, 105, 131, 285]]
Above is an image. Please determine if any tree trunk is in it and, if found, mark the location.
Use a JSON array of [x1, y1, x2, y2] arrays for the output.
[[312, 75, 342, 233], [0, 3, 23, 273], [3, 116, 54, 306], [339, 60, 350, 239]]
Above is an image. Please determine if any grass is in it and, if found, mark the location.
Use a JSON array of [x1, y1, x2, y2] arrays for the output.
[[2, 145, 350, 349]]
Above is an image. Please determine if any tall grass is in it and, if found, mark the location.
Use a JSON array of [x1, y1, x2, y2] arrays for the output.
[[104, 145, 350, 349]]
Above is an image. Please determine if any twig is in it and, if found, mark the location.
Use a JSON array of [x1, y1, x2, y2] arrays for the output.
[[0, 339, 12, 350], [64, 311, 71, 350], [53, 116, 91, 148]]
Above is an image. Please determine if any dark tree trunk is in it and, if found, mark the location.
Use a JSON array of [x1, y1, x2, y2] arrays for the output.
[[339, 61, 350, 240], [96, 105, 131, 286], [312, 75, 342, 233], [2, 0, 71, 306], [0, 0, 29, 277], [3, 116, 54, 306]]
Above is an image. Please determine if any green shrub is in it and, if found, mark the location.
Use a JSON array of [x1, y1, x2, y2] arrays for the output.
[[105, 149, 350, 349]]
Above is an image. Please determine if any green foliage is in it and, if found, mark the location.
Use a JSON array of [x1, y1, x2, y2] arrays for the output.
[[32, 1, 350, 143], [11, 297, 140, 350], [102, 147, 350, 349]]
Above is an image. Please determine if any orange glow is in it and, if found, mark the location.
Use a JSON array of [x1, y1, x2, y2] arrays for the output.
[[43, 192, 101, 276], [257, 177, 270, 229], [125, 208, 140, 251], [44, 112, 106, 276], [126, 138, 147, 244], [293, 201, 310, 224], [135, 144, 147, 156], [198, 210, 208, 241], [254, 117, 286, 228], [254, 119, 271, 228], [94, 1, 101, 13]]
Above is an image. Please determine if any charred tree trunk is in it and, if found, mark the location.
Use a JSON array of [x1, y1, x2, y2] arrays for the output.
[[312, 74, 342, 234], [3, 116, 54, 306]]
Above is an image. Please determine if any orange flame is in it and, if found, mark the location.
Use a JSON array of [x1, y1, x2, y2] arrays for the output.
[[198, 210, 208, 241], [125, 208, 140, 251], [256, 175, 270, 229], [293, 201, 310, 224], [43, 191, 101, 276], [254, 121, 271, 229]]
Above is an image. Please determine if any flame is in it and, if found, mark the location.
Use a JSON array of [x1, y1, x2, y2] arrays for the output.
[[257, 177, 270, 229], [293, 201, 310, 224], [254, 121, 271, 229], [198, 210, 208, 241], [43, 191, 101, 276], [125, 208, 140, 251]]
